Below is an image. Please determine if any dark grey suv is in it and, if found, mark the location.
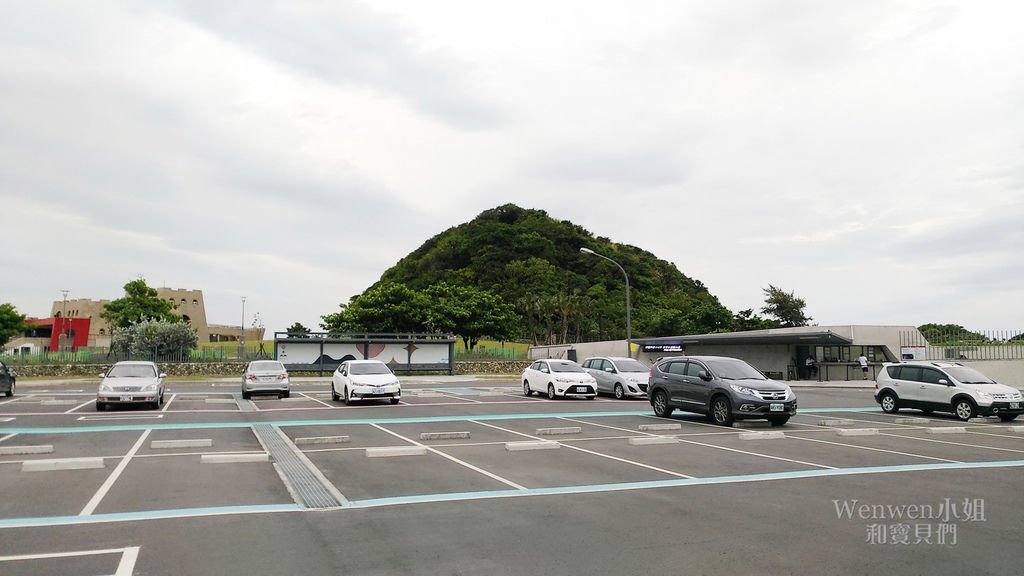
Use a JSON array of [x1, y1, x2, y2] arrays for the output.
[[648, 356, 797, 426], [0, 360, 14, 397]]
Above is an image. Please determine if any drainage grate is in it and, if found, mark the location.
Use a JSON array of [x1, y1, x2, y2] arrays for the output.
[[252, 425, 346, 509], [237, 397, 258, 412]]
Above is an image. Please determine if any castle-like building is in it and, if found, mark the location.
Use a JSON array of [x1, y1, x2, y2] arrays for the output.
[[10, 288, 264, 352]]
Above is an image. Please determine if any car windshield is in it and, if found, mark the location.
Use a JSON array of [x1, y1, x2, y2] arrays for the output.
[[350, 363, 393, 375], [106, 364, 157, 378], [614, 359, 648, 372], [249, 361, 284, 372], [943, 366, 995, 384], [704, 358, 766, 380], [550, 362, 585, 373]]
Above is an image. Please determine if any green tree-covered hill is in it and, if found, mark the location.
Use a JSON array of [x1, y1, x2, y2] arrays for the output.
[[368, 204, 731, 343]]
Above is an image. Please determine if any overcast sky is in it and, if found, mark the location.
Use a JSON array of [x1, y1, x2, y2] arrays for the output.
[[2, 0, 1022, 337]]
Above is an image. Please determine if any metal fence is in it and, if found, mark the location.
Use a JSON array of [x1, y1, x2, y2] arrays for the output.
[[452, 346, 525, 361], [900, 330, 1024, 361], [0, 345, 267, 365]]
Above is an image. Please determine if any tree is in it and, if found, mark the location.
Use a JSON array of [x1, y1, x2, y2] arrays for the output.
[[760, 285, 811, 327], [320, 283, 430, 334], [101, 279, 179, 330], [286, 322, 311, 338], [732, 309, 780, 332], [111, 319, 198, 358], [0, 303, 29, 349], [918, 324, 989, 343], [422, 283, 518, 349]]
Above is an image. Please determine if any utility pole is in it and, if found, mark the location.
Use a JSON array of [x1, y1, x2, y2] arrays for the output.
[[240, 296, 247, 360], [60, 289, 70, 351]]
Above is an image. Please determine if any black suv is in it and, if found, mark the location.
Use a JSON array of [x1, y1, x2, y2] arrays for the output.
[[0, 360, 15, 397], [648, 356, 797, 426]]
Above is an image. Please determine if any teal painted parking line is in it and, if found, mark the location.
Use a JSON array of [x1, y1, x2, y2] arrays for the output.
[[0, 407, 885, 435], [0, 503, 303, 530]]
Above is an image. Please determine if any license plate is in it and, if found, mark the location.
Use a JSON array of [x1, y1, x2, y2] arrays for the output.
[[770, 403, 784, 412], [373, 387, 384, 394], [119, 395, 134, 401], [1011, 402, 1020, 409], [576, 386, 589, 393]]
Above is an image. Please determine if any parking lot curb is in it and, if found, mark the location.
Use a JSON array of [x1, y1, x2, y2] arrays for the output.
[[506, 441, 559, 451], [738, 431, 785, 440], [0, 444, 54, 455], [419, 432, 471, 440], [366, 446, 428, 458], [151, 439, 213, 449], [836, 428, 879, 436], [200, 453, 270, 464], [818, 419, 855, 427], [628, 436, 677, 446], [925, 427, 968, 434], [22, 457, 105, 472], [1010, 426, 1024, 434], [894, 417, 930, 424], [295, 436, 351, 446], [536, 427, 582, 436]]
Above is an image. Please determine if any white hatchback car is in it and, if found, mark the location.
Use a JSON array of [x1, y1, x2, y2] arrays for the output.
[[97, 361, 166, 410], [331, 360, 401, 405], [522, 359, 597, 400], [875, 361, 1023, 422], [581, 356, 649, 399]]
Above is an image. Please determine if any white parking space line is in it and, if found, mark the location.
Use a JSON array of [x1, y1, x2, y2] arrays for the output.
[[0, 395, 30, 406], [964, 429, 1024, 441], [80, 429, 152, 516], [299, 392, 335, 408], [64, 398, 96, 414], [161, 393, 178, 412], [472, 420, 696, 479], [787, 435, 961, 463], [0, 433, 16, 444], [879, 432, 1024, 454], [560, 417, 834, 470], [436, 392, 484, 404], [78, 415, 164, 421], [0, 546, 141, 574], [371, 423, 527, 489]]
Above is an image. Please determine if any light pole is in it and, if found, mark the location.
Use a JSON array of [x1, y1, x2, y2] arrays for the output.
[[580, 247, 632, 358], [60, 289, 69, 351], [240, 296, 247, 360]]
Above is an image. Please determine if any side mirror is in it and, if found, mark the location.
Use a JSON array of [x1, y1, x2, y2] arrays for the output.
[[159, 373, 167, 379], [605, 367, 615, 373], [99, 373, 106, 379], [699, 370, 712, 381], [938, 379, 949, 385]]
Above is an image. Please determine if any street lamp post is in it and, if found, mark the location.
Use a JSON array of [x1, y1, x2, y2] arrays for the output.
[[60, 289, 69, 351], [240, 296, 247, 360], [580, 248, 632, 358]]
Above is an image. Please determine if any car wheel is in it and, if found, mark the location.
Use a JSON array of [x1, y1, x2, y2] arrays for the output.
[[998, 414, 1018, 422], [953, 398, 976, 421], [651, 391, 673, 418], [390, 398, 400, 405], [614, 383, 625, 400], [879, 392, 899, 414], [331, 385, 340, 402], [547, 384, 556, 400], [769, 416, 790, 427], [709, 396, 735, 427], [523, 381, 533, 396], [96, 401, 105, 411], [280, 391, 290, 399], [242, 391, 251, 400], [343, 387, 351, 405], [4, 382, 13, 397]]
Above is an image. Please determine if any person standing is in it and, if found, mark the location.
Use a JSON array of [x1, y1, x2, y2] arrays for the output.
[[804, 355, 817, 380], [857, 352, 870, 380]]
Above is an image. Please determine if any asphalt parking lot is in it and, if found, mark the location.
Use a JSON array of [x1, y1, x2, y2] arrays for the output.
[[1, 378, 1022, 575]]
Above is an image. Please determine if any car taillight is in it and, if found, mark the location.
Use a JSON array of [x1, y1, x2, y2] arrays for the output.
[[649, 368, 654, 377], [246, 374, 256, 381], [279, 373, 287, 380]]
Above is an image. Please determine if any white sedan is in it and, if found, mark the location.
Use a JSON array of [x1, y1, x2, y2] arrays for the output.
[[522, 359, 597, 400], [332, 360, 402, 405]]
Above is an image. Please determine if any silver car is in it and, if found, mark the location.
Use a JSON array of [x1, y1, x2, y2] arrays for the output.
[[581, 356, 649, 399], [242, 360, 290, 399], [97, 361, 166, 410]]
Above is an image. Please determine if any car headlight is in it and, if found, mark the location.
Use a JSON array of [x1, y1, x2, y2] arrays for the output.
[[99, 384, 112, 392], [143, 384, 158, 392], [729, 384, 756, 396], [784, 386, 794, 399], [977, 391, 992, 400]]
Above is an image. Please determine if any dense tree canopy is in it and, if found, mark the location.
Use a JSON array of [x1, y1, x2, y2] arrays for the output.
[[918, 324, 989, 343], [0, 303, 29, 348], [111, 319, 198, 358], [101, 279, 179, 329], [760, 285, 811, 328], [285, 322, 311, 338], [371, 204, 732, 342]]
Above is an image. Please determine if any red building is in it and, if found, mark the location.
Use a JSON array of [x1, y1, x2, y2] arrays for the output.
[[24, 317, 92, 351]]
